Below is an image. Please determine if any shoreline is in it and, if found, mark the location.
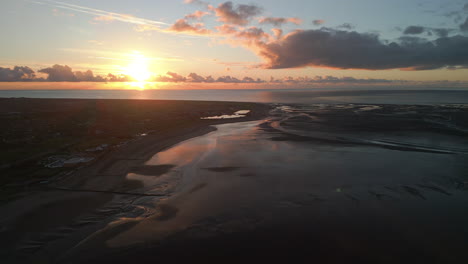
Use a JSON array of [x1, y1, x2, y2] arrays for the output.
[[0, 98, 271, 263], [2, 100, 468, 263]]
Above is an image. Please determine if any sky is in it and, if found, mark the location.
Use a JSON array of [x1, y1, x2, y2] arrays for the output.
[[1, 0, 468, 88]]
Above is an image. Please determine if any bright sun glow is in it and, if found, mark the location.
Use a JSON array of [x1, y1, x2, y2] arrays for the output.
[[125, 52, 152, 82]]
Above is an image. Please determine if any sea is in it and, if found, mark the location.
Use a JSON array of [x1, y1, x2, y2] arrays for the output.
[[1, 87, 468, 105]]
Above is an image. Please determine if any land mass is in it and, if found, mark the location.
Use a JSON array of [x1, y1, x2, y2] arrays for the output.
[[2, 99, 468, 264], [0, 98, 270, 263]]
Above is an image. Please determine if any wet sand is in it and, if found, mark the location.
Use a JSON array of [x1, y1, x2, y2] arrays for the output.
[[2, 102, 468, 263], [0, 98, 270, 263], [65, 104, 468, 263]]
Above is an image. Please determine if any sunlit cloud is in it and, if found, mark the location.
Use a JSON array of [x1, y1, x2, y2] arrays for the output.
[[185, 10, 211, 20], [213, 2, 263, 26], [169, 19, 212, 35]]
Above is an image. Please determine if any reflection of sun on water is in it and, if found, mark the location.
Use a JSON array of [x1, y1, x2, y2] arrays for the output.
[[128, 81, 147, 90]]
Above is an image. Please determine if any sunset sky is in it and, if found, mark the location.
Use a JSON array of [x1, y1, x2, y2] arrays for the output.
[[1, 0, 468, 86]]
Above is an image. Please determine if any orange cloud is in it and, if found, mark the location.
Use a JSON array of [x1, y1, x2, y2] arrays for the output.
[[169, 19, 212, 35], [185, 10, 211, 20]]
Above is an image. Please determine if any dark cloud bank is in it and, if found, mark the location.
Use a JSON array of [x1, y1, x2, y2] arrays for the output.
[[402, 25, 451, 37], [403, 26, 425, 35], [0, 66, 36, 81], [0, 65, 124, 82], [256, 29, 468, 70], [0, 64, 403, 85]]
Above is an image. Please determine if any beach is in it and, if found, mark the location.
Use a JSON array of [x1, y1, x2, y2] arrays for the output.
[[1, 99, 468, 263], [0, 98, 270, 263]]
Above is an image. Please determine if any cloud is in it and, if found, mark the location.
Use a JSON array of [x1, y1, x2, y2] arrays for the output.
[[38, 64, 106, 81], [252, 28, 468, 70], [217, 76, 242, 83], [401, 26, 453, 37], [0, 66, 36, 81], [432, 28, 451, 37], [258, 17, 302, 27], [215, 24, 269, 42], [154, 72, 263, 83], [187, 72, 210, 82], [337, 23, 355, 30], [444, 3, 468, 23], [74, 70, 105, 82], [461, 17, 468, 31], [184, 0, 211, 8], [403, 26, 425, 34], [185, 10, 210, 20], [106, 73, 132, 82], [172, 3, 467, 71], [38, 65, 77, 81], [215, 75, 263, 83], [155, 72, 187, 82], [169, 19, 212, 34], [271, 28, 283, 40], [216, 24, 238, 34], [312, 19, 325, 26], [1, 65, 271, 83], [235, 27, 268, 41], [214, 1, 262, 25], [153, 72, 399, 84], [1, 65, 454, 86], [273, 75, 396, 84]]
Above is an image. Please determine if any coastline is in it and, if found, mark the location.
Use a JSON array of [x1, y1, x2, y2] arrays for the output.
[[0, 98, 271, 263], [55, 108, 270, 191], [2, 99, 468, 263]]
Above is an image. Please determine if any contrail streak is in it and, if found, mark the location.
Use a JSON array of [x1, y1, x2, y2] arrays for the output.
[[31, 0, 169, 27]]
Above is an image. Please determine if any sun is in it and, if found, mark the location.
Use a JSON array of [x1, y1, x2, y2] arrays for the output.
[[125, 52, 152, 82]]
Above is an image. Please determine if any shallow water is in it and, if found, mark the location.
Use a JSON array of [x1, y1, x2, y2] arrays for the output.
[[200, 109, 250, 119], [62, 103, 468, 263], [2, 88, 468, 104]]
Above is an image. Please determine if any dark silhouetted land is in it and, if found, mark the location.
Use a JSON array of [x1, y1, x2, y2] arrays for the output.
[[2, 99, 468, 264]]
